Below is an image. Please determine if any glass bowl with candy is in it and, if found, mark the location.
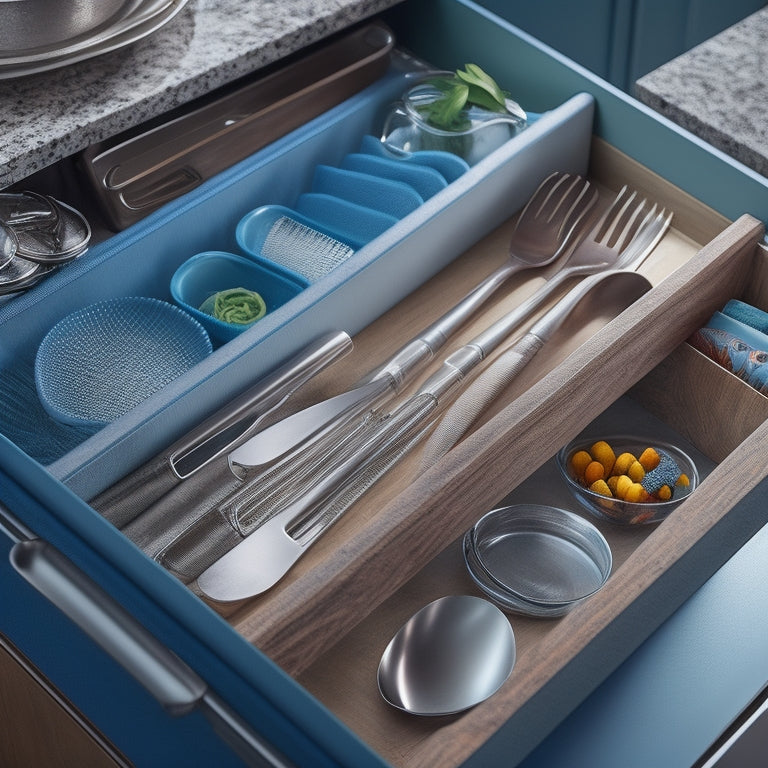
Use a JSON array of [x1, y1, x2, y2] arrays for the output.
[[556, 435, 699, 525]]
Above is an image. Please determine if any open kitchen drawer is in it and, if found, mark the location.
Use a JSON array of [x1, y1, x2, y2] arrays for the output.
[[4, 1, 768, 767]]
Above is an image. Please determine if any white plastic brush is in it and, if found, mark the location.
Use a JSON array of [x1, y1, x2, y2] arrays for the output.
[[262, 215, 354, 281], [235, 204, 355, 282]]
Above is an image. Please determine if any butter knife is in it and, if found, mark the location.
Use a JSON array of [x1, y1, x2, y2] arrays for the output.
[[91, 330, 353, 527]]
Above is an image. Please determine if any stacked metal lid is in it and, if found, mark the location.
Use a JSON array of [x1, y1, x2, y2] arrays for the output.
[[463, 504, 612, 617], [0, 191, 91, 296]]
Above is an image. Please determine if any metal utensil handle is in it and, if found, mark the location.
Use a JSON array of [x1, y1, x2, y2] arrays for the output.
[[291, 417, 432, 546], [170, 330, 354, 478], [92, 331, 352, 526], [288, 394, 436, 544], [419, 333, 546, 467], [1, 502, 293, 767]]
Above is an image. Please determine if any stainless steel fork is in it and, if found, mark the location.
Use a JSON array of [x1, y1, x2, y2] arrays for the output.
[[227, 171, 598, 470], [226, 186, 662, 535], [419, 203, 673, 465]]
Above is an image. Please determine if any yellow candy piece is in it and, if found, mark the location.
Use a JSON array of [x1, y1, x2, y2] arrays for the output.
[[570, 450, 593, 481], [656, 485, 672, 501], [584, 460, 606, 485], [590, 440, 616, 476], [589, 479, 613, 497], [676, 473, 690, 487], [614, 474, 634, 500], [627, 460, 646, 482], [624, 482, 648, 503], [613, 452, 637, 476], [638, 447, 661, 472]]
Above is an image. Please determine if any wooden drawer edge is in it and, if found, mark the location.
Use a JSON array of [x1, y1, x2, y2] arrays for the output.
[[231, 215, 763, 674]]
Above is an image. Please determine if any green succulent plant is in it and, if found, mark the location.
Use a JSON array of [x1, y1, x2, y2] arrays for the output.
[[419, 63, 509, 131]]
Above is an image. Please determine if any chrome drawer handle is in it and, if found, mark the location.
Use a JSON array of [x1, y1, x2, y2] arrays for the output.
[[0, 502, 293, 768]]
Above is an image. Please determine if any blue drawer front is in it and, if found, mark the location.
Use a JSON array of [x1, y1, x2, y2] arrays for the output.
[[0, 547, 245, 767], [0, 447, 388, 768]]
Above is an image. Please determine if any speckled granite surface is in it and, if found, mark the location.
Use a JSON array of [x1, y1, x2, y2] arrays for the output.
[[0, 0, 403, 187], [636, 6, 768, 177]]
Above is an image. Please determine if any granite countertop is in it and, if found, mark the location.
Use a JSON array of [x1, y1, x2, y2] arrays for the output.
[[635, 6, 768, 177], [0, 0, 402, 188]]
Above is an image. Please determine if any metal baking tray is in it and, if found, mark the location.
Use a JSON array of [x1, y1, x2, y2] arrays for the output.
[[78, 21, 395, 229]]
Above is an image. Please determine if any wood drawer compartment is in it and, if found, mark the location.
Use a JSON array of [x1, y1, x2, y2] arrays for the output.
[[630, 243, 768, 462], [208, 145, 768, 767]]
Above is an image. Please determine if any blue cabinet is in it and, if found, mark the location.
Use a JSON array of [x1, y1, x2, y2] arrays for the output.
[[476, 0, 766, 90]]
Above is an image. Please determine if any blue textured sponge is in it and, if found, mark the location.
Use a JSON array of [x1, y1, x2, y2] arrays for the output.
[[722, 299, 768, 334], [640, 451, 681, 495]]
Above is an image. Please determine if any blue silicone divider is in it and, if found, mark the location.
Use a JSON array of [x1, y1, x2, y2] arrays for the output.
[[340, 151, 448, 199], [311, 164, 424, 218], [358, 134, 470, 182], [295, 193, 400, 247]]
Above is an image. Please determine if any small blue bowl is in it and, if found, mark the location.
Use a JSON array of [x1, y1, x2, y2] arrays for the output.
[[35, 296, 212, 428], [171, 251, 308, 345]]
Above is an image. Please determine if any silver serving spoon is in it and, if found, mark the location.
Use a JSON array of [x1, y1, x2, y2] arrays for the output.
[[377, 595, 516, 716]]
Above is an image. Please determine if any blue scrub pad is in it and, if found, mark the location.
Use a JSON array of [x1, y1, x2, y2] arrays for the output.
[[640, 451, 681, 495], [722, 299, 768, 334]]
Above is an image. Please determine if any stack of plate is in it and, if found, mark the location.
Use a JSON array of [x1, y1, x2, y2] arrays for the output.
[[463, 504, 612, 617], [0, 0, 189, 79], [0, 192, 91, 296]]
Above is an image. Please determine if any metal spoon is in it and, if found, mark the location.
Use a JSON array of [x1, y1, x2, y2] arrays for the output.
[[377, 595, 516, 716]]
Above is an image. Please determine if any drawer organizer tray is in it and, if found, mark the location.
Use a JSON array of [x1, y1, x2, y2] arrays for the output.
[[5, 2, 768, 767], [0, 58, 594, 499]]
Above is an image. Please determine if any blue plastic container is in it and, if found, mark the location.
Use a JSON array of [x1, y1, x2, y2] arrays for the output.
[[170, 251, 309, 345]]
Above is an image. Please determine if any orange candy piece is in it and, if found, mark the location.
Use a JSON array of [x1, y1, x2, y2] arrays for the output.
[[613, 452, 637, 476], [638, 447, 661, 471], [570, 450, 593, 481], [590, 440, 616, 476], [614, 474, 634, 500], [584, 460, 607, 485], [624, 482, 649, 503], [627, 460, 645, 482], [589, 479, 612, 497]]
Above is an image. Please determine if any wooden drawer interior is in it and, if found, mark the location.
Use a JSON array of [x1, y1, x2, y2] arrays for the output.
[[187, 141, 768, 767]]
